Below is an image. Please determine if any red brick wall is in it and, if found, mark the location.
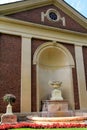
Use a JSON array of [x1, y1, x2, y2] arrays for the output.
[[0, 34, 80, 112], [61, 43, 80, 109], [0, 33, 21, 113], [7, 5, 87, 33], [83, 46, 87, 90], [31, 39, 80, 111]]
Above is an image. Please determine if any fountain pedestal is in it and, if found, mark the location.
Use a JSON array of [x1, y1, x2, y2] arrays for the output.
[[42, 100, 69, 117], [42, 100, 68, 112]]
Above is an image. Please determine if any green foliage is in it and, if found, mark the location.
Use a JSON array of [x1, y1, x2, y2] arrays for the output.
[[3, 94, 16, 104]]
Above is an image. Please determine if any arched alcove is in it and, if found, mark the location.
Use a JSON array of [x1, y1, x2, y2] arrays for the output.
[[33, 42, 75, 111]]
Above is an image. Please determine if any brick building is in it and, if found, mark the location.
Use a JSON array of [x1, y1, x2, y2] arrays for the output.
[[0, 0, 87, 113]]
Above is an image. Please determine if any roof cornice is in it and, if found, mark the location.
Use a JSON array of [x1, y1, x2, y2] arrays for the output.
[[0, 0, 87, 29], [0, 16, 86, 37], [54, 0, 87, 28], [0, 0, 52, 15], [0, 16, 87, 46]]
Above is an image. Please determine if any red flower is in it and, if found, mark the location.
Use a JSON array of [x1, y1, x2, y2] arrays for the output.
[[0, 122, 87, 129]]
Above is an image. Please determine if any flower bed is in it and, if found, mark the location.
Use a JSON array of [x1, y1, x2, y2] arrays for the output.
[[0, 122, 87, 129]]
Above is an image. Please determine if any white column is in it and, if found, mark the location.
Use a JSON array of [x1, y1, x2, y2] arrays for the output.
[[21, 36, 31, 112], [75, 45, 87, 109]]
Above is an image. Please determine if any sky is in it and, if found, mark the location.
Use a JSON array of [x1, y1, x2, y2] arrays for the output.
[[0, 0, 87, 18], [65, 0, 87, 18]]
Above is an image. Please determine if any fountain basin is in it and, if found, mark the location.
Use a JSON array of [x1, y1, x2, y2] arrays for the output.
[[27, 111, 87, 124], [28, 116, 87, 123]]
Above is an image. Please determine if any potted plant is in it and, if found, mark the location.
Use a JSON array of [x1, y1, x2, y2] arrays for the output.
[[3, 94, 16, 115]]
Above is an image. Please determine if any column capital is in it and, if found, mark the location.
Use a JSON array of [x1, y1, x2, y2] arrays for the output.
[[22, 34, 32, 39]]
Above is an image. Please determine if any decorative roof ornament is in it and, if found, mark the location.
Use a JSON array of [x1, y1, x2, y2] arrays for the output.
[[41, 8, 66, 26]]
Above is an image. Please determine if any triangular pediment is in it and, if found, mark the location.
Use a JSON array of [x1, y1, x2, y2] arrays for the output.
[[0, 0, 87, 33]]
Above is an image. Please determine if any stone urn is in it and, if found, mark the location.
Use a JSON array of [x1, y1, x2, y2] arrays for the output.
[[48, 81, 63, 100], [1, 94, 17, 124], [3, 94, 16, 115]]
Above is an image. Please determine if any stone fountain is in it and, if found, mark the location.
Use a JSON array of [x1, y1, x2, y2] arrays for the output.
[[27, 80, 87, 124], [42, 81, 68, 114]]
